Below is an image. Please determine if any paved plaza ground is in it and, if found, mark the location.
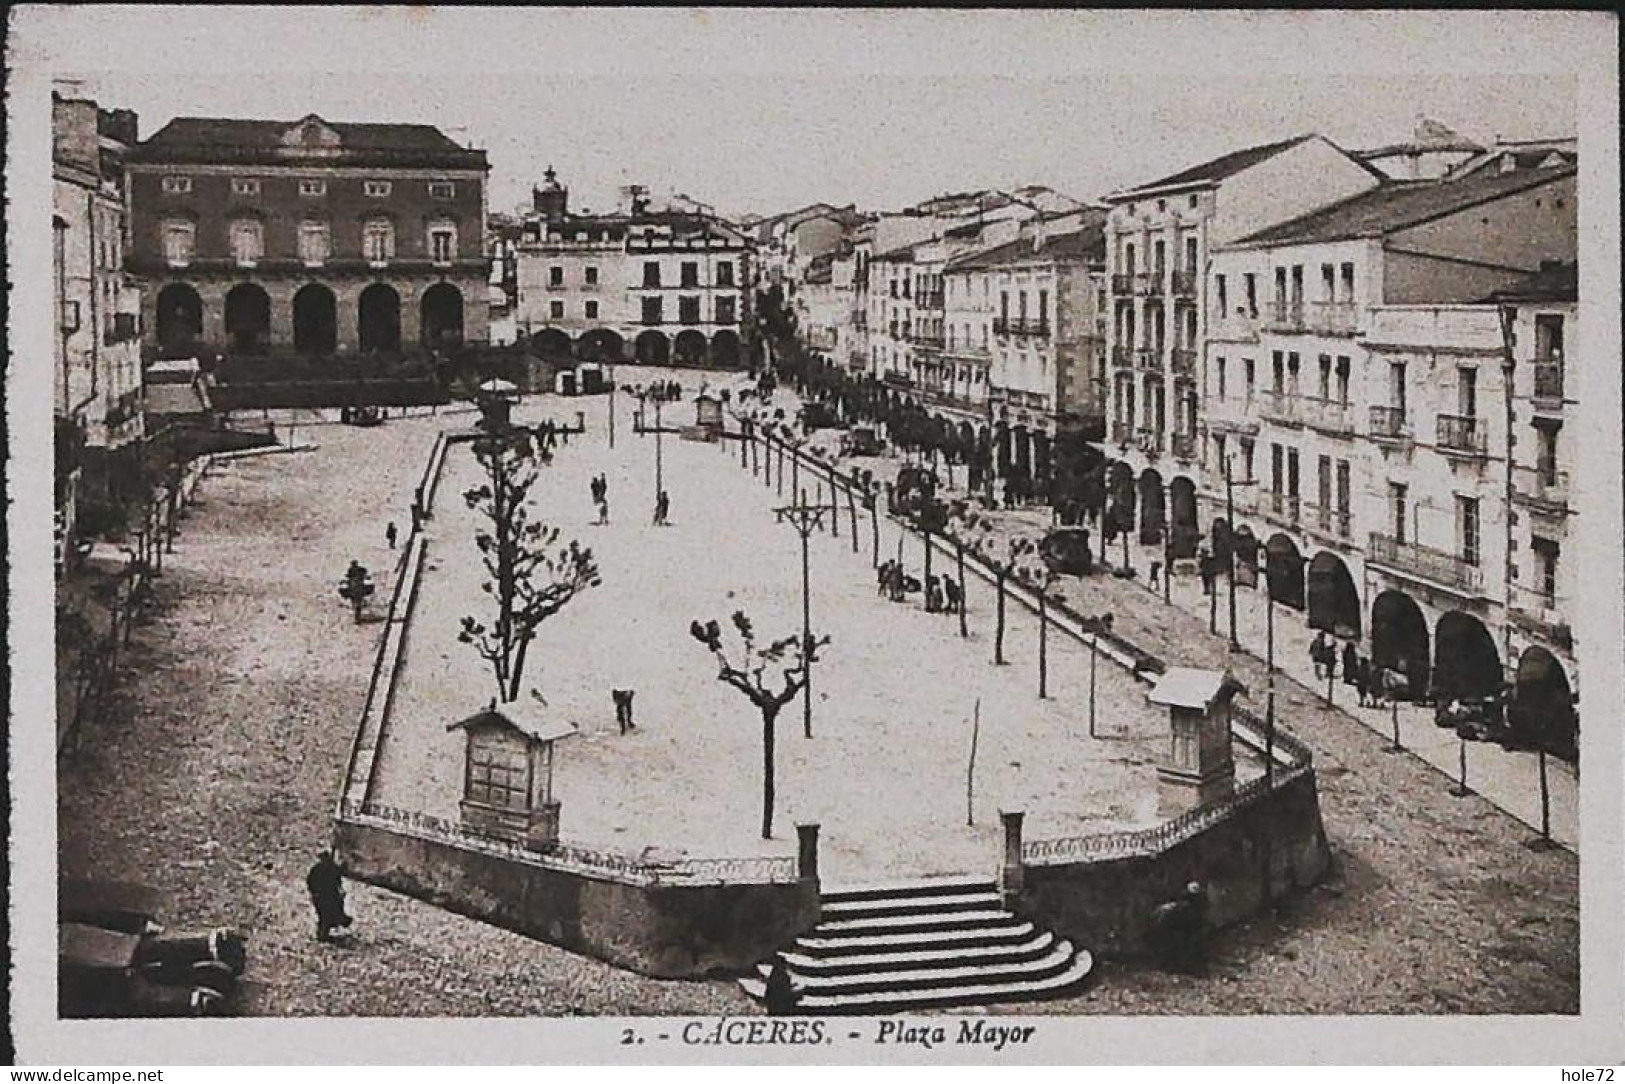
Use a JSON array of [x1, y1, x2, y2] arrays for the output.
[[371, 385, 1227, 883], [56, 372, 1577, 1015]]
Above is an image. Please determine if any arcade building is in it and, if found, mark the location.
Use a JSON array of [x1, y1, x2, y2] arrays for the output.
[[124, 113, 490, 361]]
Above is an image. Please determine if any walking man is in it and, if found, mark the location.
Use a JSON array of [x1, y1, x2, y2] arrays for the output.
[[653, 490, 670, 526], [1148, 560, 1162, 591], [385, 521, 398, 550], [612, 689, 636, 734], [305, 849, 352, 943]]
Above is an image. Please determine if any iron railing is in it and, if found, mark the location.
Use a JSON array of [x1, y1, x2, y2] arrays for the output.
[[1171, 432, 1198, 461], [1136, 272, 1165, 298], [1110, 273, 1137, 295], [1308, 301, 1358, 335], [1170, 270, 1198, 297], [1301, 397, 1353, 435], [1111, 346, 1135, 369], [1266, 301, 1305, 332], [1259, 389, 1298, 424], [1369, 404, 1408, 440], [1511, 464, 1571, 514], [1368, 532, 1482, 593], [1435, 413, 1486, 456], [1532, 362, 1565, 403], [1170, 348, 1197, 377], [1134, 348, 1161, 372]]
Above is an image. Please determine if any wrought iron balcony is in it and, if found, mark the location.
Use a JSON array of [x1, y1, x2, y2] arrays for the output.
[[1258, 389, 1299, 425], [910, 330, 946, 349], [1301, 396, 1354, 435], [1133, 348, 1161, 372], [1532, 362, 1565, 405], [1265, 490, 1301, 526], [1110, 273, 1137, 295], [1135, 427, 1163, 459], [1303, 502, 1353, 542], [1136, 273, 1165, 298], [1010, 318, 1051, 337], [1170, 348, 1197, 377], [1507, 587, 1573, 651], [1307, 301, 1358, 335], [1435, 412, 1487, 457], [1171, 432, 1198, 461], [1111, 345, 1135, 369], [1511, 464, 1571, 516], [1368, 404, 1408, 441], [1111, 418, 1134, 446], [1265, 301, 1306, 332], [1368, 532, 1483, 594], [1170, 270, 1198, 297], [1210, 308, 1260, 343]]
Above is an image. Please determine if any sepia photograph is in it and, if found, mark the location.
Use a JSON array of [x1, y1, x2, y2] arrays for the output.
[[6, 4, 1622, 1066]]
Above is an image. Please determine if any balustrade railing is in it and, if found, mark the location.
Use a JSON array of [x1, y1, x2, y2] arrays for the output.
[[1532, 362, 1565, 403], [1134, 347, 1161, 371], [1171, 432, 1198, 461], [1435, 412, 1486, 456], [1110, 346, 1134, 369], [1301, 396, 1353, 434], [1170, 270, 1198, 297], [1307, 301, 1358, 335], [1265, 301, 1305, 332], [1136, 272, 1165, 298], [1369, 404, 1408, 440], [1259, 389, 1297, 423], [1367, 532, 1482, 593], [1170, 348, 1197, 376], [1512, 464, 1571, 512]]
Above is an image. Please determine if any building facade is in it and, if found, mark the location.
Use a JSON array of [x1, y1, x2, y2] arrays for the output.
[[125, 113, 490, 360], [513, 170, 751, 368]]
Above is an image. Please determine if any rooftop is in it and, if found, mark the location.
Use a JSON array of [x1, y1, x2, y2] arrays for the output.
[[946, 220, 1106, 272], [1112, 134, 1317, 199], [1227, 163, 1576, 249], [1482, 260, 1577, 304], [128, 114, 488, 169]]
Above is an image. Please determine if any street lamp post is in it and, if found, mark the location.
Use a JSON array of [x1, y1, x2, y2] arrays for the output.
[[1222, 453, 1245, 652], [1162, 483, 1173, 606], [608, 363, 617, 449], [776, 492, 830, 740]]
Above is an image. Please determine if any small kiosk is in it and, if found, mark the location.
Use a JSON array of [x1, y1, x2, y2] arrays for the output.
[[686, 392, 724, 442], [1148, 667, 1244, 818], [447, 703, 577, 850]]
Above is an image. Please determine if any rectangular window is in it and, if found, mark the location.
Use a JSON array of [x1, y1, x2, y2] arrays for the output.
[[585, 300, 599, 319], [1335, 356, 1351, 404], [642, 296, 663, 325], [364, 220, 394, 262], [549, 266, 564, 287], [1537, 427, 1559, 483], [1390, 482, 1409, 542], [1286, 449, 1300, 500], [584, 266, 599, 285], [715, 297, 737, 324], [1271, 351, 1285, 395], [161, 175, 192, 194], [1390, 360, 1407, 412], [1336, 460, 1351, 533], [679, 296, 701, 324], [429, 181, 455, 199], [1321, 263, 1336, 302], [1318, 354, 1332, 400], [549, 300, 565, 319], [1243, 357, 1256, 399], [1340, 263, 1356, 304], [1216, 274, 1228, 317], [230, 220, 264, 265], [163, 221, 195, 266], [643, 262, 661, 288], [1535, 314, 1565, 361], [1038, 290, 1049, 325], [1457, 495, 1480, 566], [430, 227, 455, 263], [365, 180, 393, 198], [1240, 438, 1255, 482], [1532, 538, 1559, 599], [1271, 443, 1283, 495], [1244, 274, 1257, 316], [299, 179, 327, 197], [1216, 356, 1227, 399], [231, 178, 260, 197], [680, 261, 700, 287], [298, 221, 331, 265], [1458, 367, 1478, 416], [1318, 455, 1332, 511], [716, 261, 734, 287]]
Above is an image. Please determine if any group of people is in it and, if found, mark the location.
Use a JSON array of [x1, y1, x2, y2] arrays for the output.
[[534, 418, 569, 453], [875, 560, 962, 614], [1311, 630, 1402, 709], [590, 473, 611, 525]]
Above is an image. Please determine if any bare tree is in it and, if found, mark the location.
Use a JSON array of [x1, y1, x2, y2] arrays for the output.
[[690, 611, 829, 839], [1016, 555, 1063, 699], [955, 510, 1035, 666], [460, 431, 601, 702]]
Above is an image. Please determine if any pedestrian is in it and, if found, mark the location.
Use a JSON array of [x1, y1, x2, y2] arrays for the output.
[[943, 578, 961, 614], [597, 495, 610, 526], [926, 575, 943, 613], [1310, 631, 1332, 679], [1148, 560, 1162, 590], [305, 849, 352, 943], [763, 953, 802, 1016], [1341, 640, 1359, 688], [385, 521, 397, 550], [1151, 881, 1209, 974], [613, 689, 636, 734], [1353, 653, 1371, 707], [654, 490, 671, 526], [1197, 547, 1215, 596]]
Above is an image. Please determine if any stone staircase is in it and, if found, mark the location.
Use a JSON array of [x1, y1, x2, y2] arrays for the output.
[[738, 876, 1094, 1014]]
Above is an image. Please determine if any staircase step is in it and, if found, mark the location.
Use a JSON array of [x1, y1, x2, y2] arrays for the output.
[[819, 891, 1004, 920], [740, 950, 1095, 1014], [815, 909, 1021, 937], [821, 876, 997, 904], [777, 932, 1055, 976], [796, 921, 1037, 957], [761, 941, 1077, 997]]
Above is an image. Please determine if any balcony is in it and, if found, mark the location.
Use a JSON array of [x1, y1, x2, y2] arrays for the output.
[[1009, 318, 1050, 337], [1369, 404, 1410, 442], [1210, 308, 1260, 343], [1265, 301, 1306, 333], [1368, 532, 1483, 595], [1111, 345, 1135, 370], [1171, 432, 1198, 461], [910, 330, 946, 350], [1170, 270, 1198, 297], [1303, 502, 1353, 543], [1111, 419, 1134, 446], [1265, 490, 1301, 527], [945, 342, 990, 361], [990, 386, 1050, 413], [1111, 273, 1139, 296], [1133, 348, 1161, 372], [1300, 396, 1354, 436], [1435, 413, 1487, 457], [1307, 301, 1358, 336], [919, 291, 945, 310], [1136, 273, 1165, 298], [1511, 464, 1572, 516], [1169, 348, 1197, 377], [1258, 389, 1299, 425], [1135, 427, 1163, 459], [1204, 397, 1260, 436], [992, 317, 1011, 336], [1507, 587, 1573, 651], [1531, 362, 1566, 408]]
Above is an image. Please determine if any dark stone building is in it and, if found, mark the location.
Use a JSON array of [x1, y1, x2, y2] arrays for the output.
[[124, 113, 490, 360]]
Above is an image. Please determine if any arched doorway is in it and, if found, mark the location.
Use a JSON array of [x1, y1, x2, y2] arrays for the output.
[[1370, 590, 1430, 699], [994, 422, 1011, 478], [1306, 551, 1361, 638], [674, 329, 709, 367], [357, 283, 402, 355], [420, 283, 464, 351], [1107, 462, 1136, 539], [1137, 468, 1165, 545], [1264, 532, 1306, 610], [635, 330, 670, 365], [1210, 517, 1233, 562], [155, 283, 203, 354], [293, 283, 337, 355], [1508, 647, 1578, 760], [576, 328, 624, 364], [1233, 525, 1260, 588], [1031, 430, 1052, 491], [1433, 611, 1502, 703], [1169, 476, 1199, 559], [711, 330, 741, 368], [533, 328, 572, 359], [223, 283, 270, 355]]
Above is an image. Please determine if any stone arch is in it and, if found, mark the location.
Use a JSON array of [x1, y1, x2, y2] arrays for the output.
[[1306, 550, 1361, 638], [357, 283, 402, 355], [1210, 517, 1232, 562], [994, 422, 1012, 478], [1168, 475, 1200, 559], [1107, 461, 1136, 537], [292, 282, 338, 355], [155, 282, 203, 354], [635, 330, 670, 365], [1233, 525, 1260, 588], [1371, 590, 1430, 699], [674, 329, 709, 367], [223, 282, 271, 355], [420, 282, 464, 351], [576, 328, 624, 364], [533, 328, 573, 359], [1137, 468, 1165, 545], [1508, 646, 1577, 760], [711, 329, 741, 368], [1433, 611, 1502, 702], [1264, 532, 1306, 609]]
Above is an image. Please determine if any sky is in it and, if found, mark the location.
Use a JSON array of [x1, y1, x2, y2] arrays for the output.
[[21, 7, 1595, 220]]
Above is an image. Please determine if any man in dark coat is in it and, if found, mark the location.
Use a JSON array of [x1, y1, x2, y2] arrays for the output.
[[763, 954, 802, 1015], [306, 850, 351, 943]]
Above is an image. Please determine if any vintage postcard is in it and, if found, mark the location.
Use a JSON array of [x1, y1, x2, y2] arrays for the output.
[[7, 5, 1622, 1066]]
